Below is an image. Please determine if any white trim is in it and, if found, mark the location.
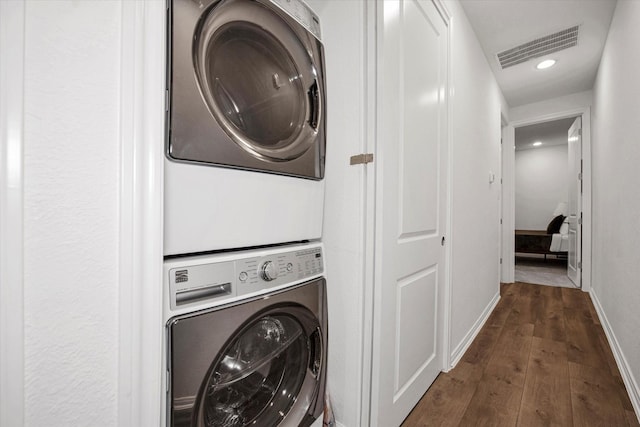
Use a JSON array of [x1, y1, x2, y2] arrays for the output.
[[449, 292, 500, 368], [440, 0, 454, 374], [118, 1, 165, 426], [589, 290, 640, 422], [580, 108, 592, 293], [360, 1, 377, 425], [507, 106, 592, 292], [433, 0, 452, 22], [501, 125, 515, 283], [0, 1, 25, 426]]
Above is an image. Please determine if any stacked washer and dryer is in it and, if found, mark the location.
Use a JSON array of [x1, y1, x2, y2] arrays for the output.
[[163, 0, 328, 426]]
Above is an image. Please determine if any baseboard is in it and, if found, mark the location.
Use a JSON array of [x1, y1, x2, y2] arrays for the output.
[[448, 291, 501, 369], [589, 289, 640, 422]]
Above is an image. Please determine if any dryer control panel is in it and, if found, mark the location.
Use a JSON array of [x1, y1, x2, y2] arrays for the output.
[[166, 244, 323, 311]]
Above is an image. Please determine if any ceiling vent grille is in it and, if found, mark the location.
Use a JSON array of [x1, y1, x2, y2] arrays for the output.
[[496, 25, 579, 69]]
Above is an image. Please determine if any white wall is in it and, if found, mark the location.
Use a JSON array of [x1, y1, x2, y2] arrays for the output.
[[591, 0, 640, 415], [515, 144, 568, 230], [510, 90, 593, 124], [22, 1, 121, 424], [307, 1, 368, 426], [446, 0, 505, 363]]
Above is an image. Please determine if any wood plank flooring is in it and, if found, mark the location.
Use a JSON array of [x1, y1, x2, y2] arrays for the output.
[[401, 282, 639, 427]]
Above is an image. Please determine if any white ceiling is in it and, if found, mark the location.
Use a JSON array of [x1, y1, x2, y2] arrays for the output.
[[514, 117, 576, 150], [459, 0, 617, 108]]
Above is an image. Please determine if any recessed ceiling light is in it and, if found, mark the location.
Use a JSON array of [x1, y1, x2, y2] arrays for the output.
[[536, 59, 556, 70], [533, 141, 543, 147]]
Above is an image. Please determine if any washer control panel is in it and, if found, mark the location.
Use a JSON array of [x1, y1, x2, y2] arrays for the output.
[[167, 245, 323, 310], [236, 246, 323, 296]]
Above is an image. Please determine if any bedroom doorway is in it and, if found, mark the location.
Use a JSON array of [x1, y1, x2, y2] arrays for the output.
[[502, 106, 592, 292], [513, 117, 577, 288]]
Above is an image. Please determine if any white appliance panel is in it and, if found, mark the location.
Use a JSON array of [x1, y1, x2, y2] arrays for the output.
[[164, 161, 324, 255]]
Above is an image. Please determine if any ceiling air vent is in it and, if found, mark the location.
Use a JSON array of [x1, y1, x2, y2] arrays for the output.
[[496, 25, 579, 69]]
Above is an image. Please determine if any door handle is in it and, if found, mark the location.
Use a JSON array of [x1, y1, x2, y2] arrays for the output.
[[309, 327, 322, 377], [441, 236, 445, 246], [308, 80, 320, 130]]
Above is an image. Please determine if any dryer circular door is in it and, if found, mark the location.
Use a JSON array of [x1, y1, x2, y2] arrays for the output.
[[168, 279, 326, 426], [169, 0, 326, 179]]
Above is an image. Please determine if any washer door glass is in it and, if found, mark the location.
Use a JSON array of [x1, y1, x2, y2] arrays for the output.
[[199, 314, 309, 426], [194, 1, 321, 162]]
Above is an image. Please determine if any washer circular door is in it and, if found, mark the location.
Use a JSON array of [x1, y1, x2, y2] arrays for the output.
[[168, 278, 327, 426], [193, 0, 322, 162], [194, 306, 323, 426]]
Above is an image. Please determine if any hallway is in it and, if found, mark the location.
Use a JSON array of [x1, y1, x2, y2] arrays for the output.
[[402, 283, 639, 426]]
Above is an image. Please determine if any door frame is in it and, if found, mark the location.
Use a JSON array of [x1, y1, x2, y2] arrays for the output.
[[0, 1, 25, 425], [502, 107, 592, 292], [118, 1, 166, 425], [567, 117, 583, 286], [500, 118, 515, 284]]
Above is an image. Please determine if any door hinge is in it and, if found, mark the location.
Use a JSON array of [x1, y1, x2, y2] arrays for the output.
[[578, 212, 583, 225], [500, 218, 503, 225], [578, 128, 582, 136], [500, 258, 503, 265], [350, 153, 374, 165], [578, 261, 582, 269]]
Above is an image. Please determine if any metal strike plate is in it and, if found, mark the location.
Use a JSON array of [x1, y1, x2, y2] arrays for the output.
[[350, 153, 374, 165]]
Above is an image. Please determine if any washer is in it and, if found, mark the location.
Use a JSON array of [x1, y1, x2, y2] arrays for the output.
[[165, 0, 327, 256], [163, 242, 327, 426]]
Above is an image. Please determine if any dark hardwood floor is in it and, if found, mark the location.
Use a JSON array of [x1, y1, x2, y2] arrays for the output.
[[402, 282, 639, 426]]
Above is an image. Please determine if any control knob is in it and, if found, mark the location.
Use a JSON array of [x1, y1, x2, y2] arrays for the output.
[[260, 261, 278, 281]]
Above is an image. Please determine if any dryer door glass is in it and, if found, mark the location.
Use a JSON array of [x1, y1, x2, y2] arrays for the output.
[[194, 1, 321, 162], [199, 314, 310, 426], [207, 23, 304, 148]]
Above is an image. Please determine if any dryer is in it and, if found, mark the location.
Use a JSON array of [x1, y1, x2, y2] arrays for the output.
[[165, 0, 327, 256], [163, 242, 327, 427]]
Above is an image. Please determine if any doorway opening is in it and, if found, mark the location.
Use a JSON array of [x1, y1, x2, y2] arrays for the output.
[[513, 117, 577, 288], [502, 107, 592, 292]]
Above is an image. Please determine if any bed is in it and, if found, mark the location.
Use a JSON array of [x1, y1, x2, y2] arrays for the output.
[[515, 215, 569, 259]]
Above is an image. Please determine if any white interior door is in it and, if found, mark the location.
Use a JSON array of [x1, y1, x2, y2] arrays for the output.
[[371, 1, 448, 425], [567, 117, 582, 286]]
